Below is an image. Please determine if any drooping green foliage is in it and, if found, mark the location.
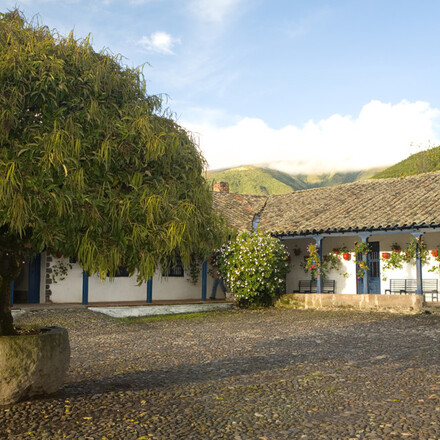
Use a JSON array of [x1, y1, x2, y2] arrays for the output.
[[216, 231, 289, 307], [373, 145, 440, 179], [0, 10, 226, 334]]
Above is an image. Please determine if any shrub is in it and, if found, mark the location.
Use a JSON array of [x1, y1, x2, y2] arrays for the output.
[[217, 231, 289, 307]]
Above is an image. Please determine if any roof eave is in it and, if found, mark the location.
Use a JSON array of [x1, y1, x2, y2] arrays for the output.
[[273, 223, 440, 239]]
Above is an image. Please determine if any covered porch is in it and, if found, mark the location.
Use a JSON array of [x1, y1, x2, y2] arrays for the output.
[[256, 172, 440, 303], [280, 226, 440, 302]]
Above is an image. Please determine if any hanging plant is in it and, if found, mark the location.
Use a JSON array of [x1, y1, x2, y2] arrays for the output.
[[186, 254, 202, 285], [403, 237, 428, 264], [293, 247, 301, 256], [353, 241, 371, 255], [391, 243, 401, 253], [322, 252, 349, 278], [51, 259, 73, 283], [304, 243, 321, 281], [353, 241, 371, 279], [428, 247, 440, 274], [336, 245, 349, 260], [381, 250, 404, 281], [303, 244, 348, 280], [381, 237, 429, 280]]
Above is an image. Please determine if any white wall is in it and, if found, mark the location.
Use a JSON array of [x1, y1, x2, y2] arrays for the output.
[[49, 256, 83, 303], [44, 232, 440, 302], [47, 257, 219, 303]]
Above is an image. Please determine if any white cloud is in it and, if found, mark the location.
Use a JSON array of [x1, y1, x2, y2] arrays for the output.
[[137, 31, 180, 55], [188, 0, 243, 23], [182, 100, 440, 174]]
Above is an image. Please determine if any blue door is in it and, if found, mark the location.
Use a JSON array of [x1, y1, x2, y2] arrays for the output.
[[357, 242, 381, 294], [27, 255, 41, 304]]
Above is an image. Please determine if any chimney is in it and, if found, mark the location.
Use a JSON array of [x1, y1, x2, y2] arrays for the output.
[[213, 181, 229, 193]]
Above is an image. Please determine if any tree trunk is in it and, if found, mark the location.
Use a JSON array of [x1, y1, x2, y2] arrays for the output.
[[0, 253, 23, 336], [0, 277, 14, 335]]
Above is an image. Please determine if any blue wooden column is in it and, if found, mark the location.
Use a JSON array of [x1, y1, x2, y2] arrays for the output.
[[146, 277, 153, 303], [412, 232, 423, 295], [82, 271, 89, 305], [201, 260, 208, 301], [358, 233, 371, 295], [313, 236, 323, 293], [10, 281, 14, 307]]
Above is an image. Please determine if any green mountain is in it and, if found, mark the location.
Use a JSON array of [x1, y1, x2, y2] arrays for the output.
[[373, 145, 440, 179], [207, 166, 382, 195], [207, 166, 305, 195]]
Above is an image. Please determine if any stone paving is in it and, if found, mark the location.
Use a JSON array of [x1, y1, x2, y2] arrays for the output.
[[1, 308, 440, 439]]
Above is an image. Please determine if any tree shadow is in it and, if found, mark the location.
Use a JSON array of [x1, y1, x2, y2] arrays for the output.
[[61, 315, 440, 398]]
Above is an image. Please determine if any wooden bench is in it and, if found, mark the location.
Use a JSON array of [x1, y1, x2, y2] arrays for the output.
[[385, 279, 438, 300], [298, 280, 335, 294]]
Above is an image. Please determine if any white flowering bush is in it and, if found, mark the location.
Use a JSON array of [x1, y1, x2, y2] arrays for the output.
[[217, 231, 290, 307]]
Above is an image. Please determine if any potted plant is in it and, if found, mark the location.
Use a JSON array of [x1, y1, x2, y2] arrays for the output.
[[333, 248, 340, 255], [391, 243, 401, 253], [342, 252, 351, 261], [382, 252, 391, 259], [432, 249, 438, 258], [293, 247, 301, 256]]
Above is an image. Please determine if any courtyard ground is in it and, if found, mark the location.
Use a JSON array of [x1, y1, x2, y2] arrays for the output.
[[1, 307, 440, 439]]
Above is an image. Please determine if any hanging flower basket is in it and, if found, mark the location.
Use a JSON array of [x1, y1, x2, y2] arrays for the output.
[[391, 243, 401, 253], [333, 248, 340, 255], [432, 250, 438, 258], [342, 253, 351, 261], [382, 252, 390, 259], [56, 252, 62, 259], [293, 248, 301, 256]]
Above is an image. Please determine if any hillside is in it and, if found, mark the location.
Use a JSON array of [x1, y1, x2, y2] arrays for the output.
[[373, 145, 440, 179], [207, 166, 306, 195], [207, 166, 381, 195]]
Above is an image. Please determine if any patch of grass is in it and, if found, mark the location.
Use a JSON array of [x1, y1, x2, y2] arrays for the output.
[[118, 310, 235, 324], [301, 372, 324, 381]]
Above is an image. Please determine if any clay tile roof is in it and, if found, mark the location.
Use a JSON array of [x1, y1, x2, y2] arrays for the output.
[[258, 171, 440, 236], [212, 192, 267, 232]]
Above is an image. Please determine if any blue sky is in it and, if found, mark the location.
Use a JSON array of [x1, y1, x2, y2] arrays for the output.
[[4, 0, 440, 173]]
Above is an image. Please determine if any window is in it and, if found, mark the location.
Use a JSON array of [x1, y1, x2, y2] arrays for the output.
[[163, 256, 184, 277], [107, 266, 130, 278], [115, 266, 130, 277]]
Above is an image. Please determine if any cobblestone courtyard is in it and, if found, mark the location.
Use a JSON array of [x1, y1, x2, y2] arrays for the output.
[[1, 308, 440, 439]]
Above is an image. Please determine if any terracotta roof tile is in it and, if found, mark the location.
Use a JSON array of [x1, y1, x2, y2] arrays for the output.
[[212, 192, 267, 232], [258, 171, 440, 235]]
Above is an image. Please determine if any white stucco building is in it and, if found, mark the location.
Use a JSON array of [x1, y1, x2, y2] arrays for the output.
[[11, 172, 440, 305]]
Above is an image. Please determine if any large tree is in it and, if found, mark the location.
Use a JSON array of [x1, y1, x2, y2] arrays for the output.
[[0, 10, 224, 335]]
